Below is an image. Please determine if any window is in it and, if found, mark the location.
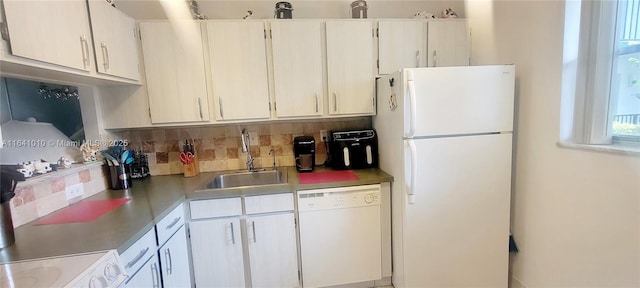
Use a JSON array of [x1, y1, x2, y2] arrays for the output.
[[561, 0, 640, 149]]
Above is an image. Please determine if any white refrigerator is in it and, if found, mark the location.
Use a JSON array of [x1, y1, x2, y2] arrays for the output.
[[373, 65, 515, 287]]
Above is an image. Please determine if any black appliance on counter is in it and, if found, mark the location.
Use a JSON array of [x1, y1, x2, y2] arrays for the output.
[[328, 129, 378, 169], [294, 136, 315, 172]]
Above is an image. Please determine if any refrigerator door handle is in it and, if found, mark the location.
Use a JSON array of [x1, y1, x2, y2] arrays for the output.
[[404, 140, 417, 204], [404, 80, 417, 138]]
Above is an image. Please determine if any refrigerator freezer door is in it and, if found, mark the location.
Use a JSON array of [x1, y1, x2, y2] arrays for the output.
[[401, 133, 512, 287], [403, 65, 515, 137]]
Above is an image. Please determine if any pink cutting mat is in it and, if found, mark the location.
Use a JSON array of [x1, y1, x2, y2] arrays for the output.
[[34, 198, 131, 225], [298, 170, 359, 184]]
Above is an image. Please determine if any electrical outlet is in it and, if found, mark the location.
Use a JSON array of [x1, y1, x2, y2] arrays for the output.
[[249, 132, 258, 145], [320, 130, 328, 142], [65, 183, 84, 201]]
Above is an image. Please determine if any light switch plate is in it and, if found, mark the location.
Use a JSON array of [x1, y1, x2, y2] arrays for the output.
[[249, 132, 258, 145], [65, 183, 84, 201]]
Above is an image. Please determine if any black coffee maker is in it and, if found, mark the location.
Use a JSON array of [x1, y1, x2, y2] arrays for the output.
[[294, 136, 315, 172]]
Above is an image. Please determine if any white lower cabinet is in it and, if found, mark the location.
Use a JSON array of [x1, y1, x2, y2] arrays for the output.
[[190, 217, 245, 287], [246, 213, 298, 288], [126, 256, 162, 288], [189, 194, 299, 288], [159, 226, 193, 287]]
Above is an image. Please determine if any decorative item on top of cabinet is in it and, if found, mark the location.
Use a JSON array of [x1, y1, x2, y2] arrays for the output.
[[206, 21, 271, 121], [270, 20, 324, 118], [326, 20, 376, 116], [87, 0, 140, 81], [139, 21, 210, 124]]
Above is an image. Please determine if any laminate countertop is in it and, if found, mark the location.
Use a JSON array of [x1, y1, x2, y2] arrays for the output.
[[0, 166, 392, 263]]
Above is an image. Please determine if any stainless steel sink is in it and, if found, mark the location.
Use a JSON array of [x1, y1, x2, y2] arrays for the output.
[[206, 168, 288, 189]]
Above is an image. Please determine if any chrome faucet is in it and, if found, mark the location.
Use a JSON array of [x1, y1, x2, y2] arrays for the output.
[[241, 128, 255, 171], [269, 148, 276, 170]]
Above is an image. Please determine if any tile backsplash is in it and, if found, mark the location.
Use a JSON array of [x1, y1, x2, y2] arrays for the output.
[[109, 118, 372, 176], [10, 164, 107, 228]]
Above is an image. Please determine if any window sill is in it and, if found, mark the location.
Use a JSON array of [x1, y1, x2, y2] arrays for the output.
[[557, 141, 640, 156]]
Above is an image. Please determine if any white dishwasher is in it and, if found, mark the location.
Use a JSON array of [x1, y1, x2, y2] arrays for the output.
[[298, 184, 382, 288]]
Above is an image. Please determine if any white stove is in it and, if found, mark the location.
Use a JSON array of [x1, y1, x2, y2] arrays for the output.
[[1, 250, 127, 288]]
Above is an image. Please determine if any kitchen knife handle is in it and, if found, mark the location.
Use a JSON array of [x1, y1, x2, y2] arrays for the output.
[[197, 98, 203, 119]]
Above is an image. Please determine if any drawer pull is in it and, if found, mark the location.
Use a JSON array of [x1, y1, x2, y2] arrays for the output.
[[125, 247, 150, 269], [166, 217, 181, 230]]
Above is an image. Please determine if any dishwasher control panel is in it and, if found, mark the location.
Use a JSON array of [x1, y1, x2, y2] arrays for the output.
[[297, 184, 381, 212]]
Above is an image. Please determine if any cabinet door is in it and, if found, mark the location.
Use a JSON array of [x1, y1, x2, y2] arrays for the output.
[[326, 21, 375, 115], [378, 20, 426, 74], [125, 256, 162, 288], [3, 0, 93, 71], [426, 20, 470, 67], [271, 21, 324, 118], [159, 226, 192, 288], [87, 0, 140, 81], [247, 213, 299, 288], [139, 21, 210, 123], [207, 21, 270, 121], [190, 218, 245, 287]]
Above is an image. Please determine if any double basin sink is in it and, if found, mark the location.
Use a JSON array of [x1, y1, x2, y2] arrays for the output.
[[205, 167, 288, 190]]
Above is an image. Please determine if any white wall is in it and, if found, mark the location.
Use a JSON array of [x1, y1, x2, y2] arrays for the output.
[[467, 1, 640, 287]]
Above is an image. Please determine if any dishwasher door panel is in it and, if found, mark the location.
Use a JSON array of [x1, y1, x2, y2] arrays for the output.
[[299, 204, 381, 287]]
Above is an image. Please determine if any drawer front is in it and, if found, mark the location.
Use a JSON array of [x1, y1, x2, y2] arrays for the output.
[[120, 228, 156, 276], [244, 193, 294, 215], [190, 197, 242, 219], [156, 203, 185, 246]]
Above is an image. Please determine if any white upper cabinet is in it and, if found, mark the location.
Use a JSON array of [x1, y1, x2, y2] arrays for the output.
[[427, 20, 470, 67], [139, 21, 210, 124], [378, 20, 426, 74], [206, 21, 271, 121], [270, 21, 324, 118], [87, 0, 140, 81], [326, 20, 375, 116], [2, 0, 93, 71]]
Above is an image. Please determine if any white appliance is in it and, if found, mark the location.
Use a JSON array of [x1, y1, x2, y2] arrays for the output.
[[373, 65, 515, 287], [0, 250, 127, 288], [298, 184, 382, 288]]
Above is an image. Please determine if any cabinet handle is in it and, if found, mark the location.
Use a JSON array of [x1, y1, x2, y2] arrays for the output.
[[166, 217, 181, 230], [251, 221, 257, 243], [100, 42, 109, 70], [165, 248, 173, 275], [432, 50, 437, 67], [218, 98, 224, 119], [315, 93, 319, 113], [79, 35, 89, 68], [197, 98, 203, 120], [230, 222, 236, 244], [416, 50, 420, 67], [125, 247, 150, 269], [151, 262, 160, 288], [333, 92, 337, 112]]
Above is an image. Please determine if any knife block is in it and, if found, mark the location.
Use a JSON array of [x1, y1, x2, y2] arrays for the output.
[[183, 157, 200, 178]]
